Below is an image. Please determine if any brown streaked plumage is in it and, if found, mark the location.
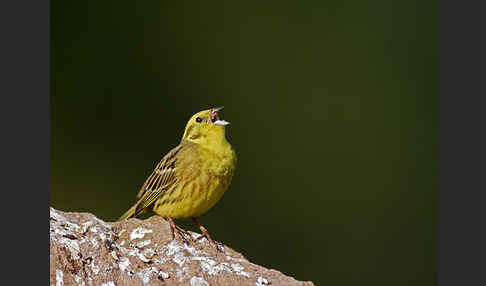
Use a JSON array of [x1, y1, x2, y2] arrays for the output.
[[118, 107, 236, 249]]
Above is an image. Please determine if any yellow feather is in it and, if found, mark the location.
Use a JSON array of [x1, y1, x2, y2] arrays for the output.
[[119, 108, 236, 221]]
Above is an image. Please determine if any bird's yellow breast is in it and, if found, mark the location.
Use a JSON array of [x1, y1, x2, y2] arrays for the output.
[[152, 140, 236, 219]]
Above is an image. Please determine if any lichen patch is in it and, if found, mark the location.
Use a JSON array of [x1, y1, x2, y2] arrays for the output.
[[55, 269, 63, 286], [118, 256, 131, 272], [232, 263, 251, 278], [130, 226, 153, 240], [190, 276, 210, 286], [256, 276, 270, 286]]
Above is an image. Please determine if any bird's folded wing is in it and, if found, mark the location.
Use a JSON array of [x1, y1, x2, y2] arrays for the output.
[[133, 144, 184, 215]]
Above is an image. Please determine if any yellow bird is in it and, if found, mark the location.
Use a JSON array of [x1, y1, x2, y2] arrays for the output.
[[119, 106, 236, 247]]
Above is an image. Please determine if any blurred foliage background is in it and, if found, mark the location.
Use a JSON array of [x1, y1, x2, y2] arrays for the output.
[[51, 1, 437, 285]]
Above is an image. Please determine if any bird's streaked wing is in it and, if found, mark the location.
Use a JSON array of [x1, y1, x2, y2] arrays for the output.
[[133, 144, 184, 215]]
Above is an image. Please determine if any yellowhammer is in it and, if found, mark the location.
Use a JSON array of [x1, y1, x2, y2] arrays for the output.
[[118, 106, 236, 248]]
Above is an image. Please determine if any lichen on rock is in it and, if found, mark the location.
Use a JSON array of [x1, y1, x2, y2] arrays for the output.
[[50, 207, 314, 286]]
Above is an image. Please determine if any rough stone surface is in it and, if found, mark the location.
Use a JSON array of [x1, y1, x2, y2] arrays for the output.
[[50, 207, 315, 286]]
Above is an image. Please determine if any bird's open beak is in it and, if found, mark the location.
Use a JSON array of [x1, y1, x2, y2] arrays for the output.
[[210, 106, 230, 126]]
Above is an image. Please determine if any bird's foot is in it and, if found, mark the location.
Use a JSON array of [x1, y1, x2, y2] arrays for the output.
[[192, 217, 224, 252], [196, 231, 224, 252], [167, 217, 193, 245], [175, 225, 193, 245]]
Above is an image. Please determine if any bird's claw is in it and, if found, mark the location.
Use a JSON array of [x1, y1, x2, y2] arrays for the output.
[[196, 233, 224, 252]]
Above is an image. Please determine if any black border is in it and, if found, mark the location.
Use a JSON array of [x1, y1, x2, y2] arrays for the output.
[[438, 0, 486, 285], [1, 0, 49, 283]]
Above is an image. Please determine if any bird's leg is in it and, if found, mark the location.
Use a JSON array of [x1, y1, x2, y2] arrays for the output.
[[192, 217, 223, 251], [167, 217, 192, 244]]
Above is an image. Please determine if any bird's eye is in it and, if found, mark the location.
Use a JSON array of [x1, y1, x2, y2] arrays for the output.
[[195, 117, 202, 123]]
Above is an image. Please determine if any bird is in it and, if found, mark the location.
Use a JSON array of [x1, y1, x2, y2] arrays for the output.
[[118, 106, 237, 248]]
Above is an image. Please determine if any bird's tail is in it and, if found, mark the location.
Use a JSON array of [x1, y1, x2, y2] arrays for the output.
[[118, 204, 138, 221]]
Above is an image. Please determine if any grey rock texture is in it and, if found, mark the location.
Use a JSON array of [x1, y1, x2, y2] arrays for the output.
[[50, 207, 315, 286]]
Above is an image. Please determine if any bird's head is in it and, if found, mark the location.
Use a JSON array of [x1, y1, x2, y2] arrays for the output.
[[182, 106, 230, 145]]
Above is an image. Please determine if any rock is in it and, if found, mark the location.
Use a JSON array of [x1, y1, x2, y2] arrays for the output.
[[50, 207, 315, 286]]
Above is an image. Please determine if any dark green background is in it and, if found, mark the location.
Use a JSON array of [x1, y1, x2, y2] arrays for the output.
[[51, 1, 437, 285]]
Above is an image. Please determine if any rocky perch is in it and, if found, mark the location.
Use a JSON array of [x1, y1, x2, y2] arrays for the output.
[[50, 207, 315, 286]]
